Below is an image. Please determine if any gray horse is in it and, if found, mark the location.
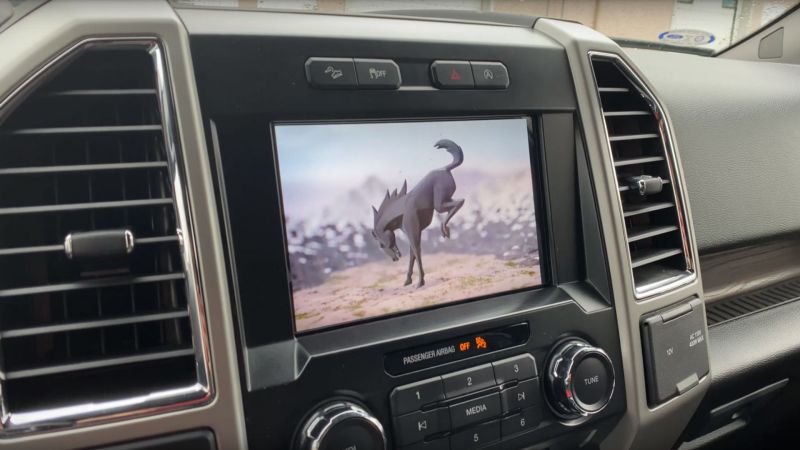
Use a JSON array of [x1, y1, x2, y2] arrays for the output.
[[371, 139, 465, 287]]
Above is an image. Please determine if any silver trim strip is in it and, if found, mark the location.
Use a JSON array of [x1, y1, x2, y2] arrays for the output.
[[0, 37, 213, 436], [588, 51, 697, 299]]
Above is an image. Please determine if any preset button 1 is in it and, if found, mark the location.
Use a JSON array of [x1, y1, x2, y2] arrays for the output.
[[391, 377, 445, 416]]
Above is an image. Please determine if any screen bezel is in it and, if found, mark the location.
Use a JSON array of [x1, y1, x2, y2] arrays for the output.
[[269, 115, 550, 335]]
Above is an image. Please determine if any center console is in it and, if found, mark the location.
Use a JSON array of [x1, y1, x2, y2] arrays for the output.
[[190, 13, 626, 450]]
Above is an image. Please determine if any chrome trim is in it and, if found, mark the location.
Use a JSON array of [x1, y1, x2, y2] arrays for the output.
[[124, 229, 135, 254], [588, 51, 697, 299], [299, 401, 387, 450], [63, 233, 73, 259], [546, 340, 615, 423], [0, 37, 213, 436]]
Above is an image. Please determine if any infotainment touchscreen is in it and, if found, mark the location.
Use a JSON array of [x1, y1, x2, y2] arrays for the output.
[[274, 118, 542, 332]]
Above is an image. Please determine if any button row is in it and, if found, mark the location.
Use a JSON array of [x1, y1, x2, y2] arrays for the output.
[[400, 407, 542, 450], [304, 57, 509, 90], [391, 354, 537, 416], [391, 354, 539, 448], [305, 57, 401, 89], [431, 60, 509, 89]]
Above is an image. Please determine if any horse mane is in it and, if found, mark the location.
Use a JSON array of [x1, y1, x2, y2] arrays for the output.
[[373, 180, 407, 225]]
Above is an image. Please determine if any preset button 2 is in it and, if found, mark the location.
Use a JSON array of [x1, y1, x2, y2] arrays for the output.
[[442, 363, 495, 398]]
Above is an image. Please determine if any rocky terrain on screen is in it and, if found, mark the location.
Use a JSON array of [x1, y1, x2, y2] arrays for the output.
[[285, 169, 540, 291], [293, 252, 542, 332]]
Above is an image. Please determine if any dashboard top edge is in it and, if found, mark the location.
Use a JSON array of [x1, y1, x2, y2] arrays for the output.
[[176, 8, 561, 50]]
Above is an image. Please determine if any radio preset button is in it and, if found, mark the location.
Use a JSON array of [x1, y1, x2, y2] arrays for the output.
[[399, 436, 450, 450], [501, 407, 541, 438], [450, 420, 500, 450], [394, 407, 450, 447], [493, 354, 537, 385], [442, 364, 495, 398], [449, 392, 501, 429], [500, 378, 539, 412], [391, 377, 445, 416]]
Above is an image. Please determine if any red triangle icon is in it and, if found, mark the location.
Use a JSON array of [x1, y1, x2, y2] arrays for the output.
[[450, 68, 461, 81]]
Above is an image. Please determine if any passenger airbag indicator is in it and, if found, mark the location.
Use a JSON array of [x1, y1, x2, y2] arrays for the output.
[[384, 323, 529, 375]]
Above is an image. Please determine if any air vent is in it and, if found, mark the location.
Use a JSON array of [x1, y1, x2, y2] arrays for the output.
[[590, 53, 695, 298], [706, 278, 800, 326], [0, 39, 210, 434]]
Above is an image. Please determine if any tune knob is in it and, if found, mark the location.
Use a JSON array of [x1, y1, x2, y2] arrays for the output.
[[545, 339, 615, 420], [296, 401, 387, 450]]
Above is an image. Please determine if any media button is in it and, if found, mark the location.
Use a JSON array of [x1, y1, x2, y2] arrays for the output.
[[355, 58, 401, 89], [431, 60, 474, 89], [391, 377, 445, 416], [450, 420, 500, 450], [442, 364, 495, 398], [394, 407, 450, 447], [305, 57, 357, 88], [500, 378, 539, 412], [471, 61, 509, 89], [449, 392, 501, 429], [501, 407, 541, 438], [493, 354, 537, 385]]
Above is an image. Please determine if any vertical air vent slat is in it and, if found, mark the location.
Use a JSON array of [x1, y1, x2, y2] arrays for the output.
[[591, 53, 694, 297], [0, 39, 208, 435]]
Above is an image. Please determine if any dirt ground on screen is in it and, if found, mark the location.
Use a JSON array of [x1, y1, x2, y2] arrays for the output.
[[293, 252, 541, 332]]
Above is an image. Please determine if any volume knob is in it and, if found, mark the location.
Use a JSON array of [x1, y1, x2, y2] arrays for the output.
[[545, 339, 615, 420], [296, 401, 386, 450]]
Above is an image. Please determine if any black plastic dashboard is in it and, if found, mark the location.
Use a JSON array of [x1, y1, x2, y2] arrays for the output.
[[1, 2, 799, 449]]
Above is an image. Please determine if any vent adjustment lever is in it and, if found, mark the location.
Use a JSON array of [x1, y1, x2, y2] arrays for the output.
[[64, 229, 135, 260], [626, 175, 664, 196]]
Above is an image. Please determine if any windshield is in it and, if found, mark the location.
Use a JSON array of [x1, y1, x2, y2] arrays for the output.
[[175, 0, 799, 54]]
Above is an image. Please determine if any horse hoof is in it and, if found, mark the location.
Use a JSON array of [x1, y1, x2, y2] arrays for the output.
[[416, 281, 425, 288], [404, 279, 412, 286]]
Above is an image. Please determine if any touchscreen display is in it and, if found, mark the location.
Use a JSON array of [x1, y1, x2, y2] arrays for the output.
[[274, 118, 542, 332]]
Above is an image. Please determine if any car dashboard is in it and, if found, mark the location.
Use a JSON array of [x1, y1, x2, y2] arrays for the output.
[[0, 2, 799, 449]]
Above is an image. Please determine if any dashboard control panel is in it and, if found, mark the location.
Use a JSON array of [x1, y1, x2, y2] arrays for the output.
[[192, 25, 626, 449], [390, 354, 539, 448]]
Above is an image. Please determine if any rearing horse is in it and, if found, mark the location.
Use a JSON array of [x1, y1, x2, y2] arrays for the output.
[[370, 139, 465, 287]]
